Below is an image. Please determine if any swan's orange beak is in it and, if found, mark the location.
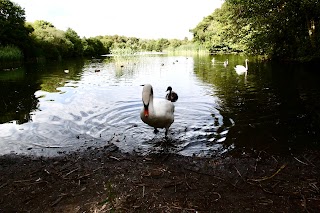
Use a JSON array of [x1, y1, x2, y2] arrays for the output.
[[144, 109, 149, 117]]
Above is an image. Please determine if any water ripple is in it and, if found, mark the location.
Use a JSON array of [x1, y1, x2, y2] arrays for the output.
[[0, 56, 235, 156]]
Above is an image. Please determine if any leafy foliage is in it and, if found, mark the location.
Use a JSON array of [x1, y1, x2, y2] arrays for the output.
[[192, 0, 320, 60], [0, 0, 32, 56], [1, 0, 194, 62]]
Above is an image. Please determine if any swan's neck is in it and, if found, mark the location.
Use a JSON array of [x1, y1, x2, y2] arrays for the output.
[[245, 60, 248, 70], [148, 94, 154, 107]]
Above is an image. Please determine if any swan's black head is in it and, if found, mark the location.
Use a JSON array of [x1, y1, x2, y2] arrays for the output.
[[166, 86, 172, 92]]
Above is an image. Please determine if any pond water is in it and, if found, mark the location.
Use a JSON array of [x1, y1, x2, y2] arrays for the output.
[[1, 54, 320, 156]]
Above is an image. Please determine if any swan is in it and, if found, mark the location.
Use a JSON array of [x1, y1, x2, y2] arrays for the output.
[[224, 59, 228, 67], [140, 84, 175, 137], [234, 59, 249, 75], [165, 86, 178, 102]]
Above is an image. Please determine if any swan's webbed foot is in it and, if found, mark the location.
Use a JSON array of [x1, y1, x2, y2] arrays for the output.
[[154, 128, 159, 134]]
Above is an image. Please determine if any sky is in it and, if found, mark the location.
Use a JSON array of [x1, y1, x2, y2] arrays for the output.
[[12, 0, 223, 39]]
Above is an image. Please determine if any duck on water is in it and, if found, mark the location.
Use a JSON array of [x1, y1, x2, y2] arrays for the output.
[[165, 86, 178, 102]]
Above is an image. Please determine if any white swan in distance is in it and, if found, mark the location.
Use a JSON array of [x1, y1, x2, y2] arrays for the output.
[[224, 59, 229, 67], [165, 86, 178, 102], [140, 84, 175, 137], [235, 59, 249, 75]]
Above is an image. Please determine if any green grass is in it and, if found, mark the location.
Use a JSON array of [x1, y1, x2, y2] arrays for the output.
[[0, 46, 23, 62]]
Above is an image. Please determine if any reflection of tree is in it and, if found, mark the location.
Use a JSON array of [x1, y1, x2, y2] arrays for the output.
[[0, 59, 85, 124], [193, 55, 246, 103], [105, 56, 138, 80], [40, 77, 65, 93], [193, 55, 319, 154], [38, 59, 85, 92], [0, 77, 39, 124]]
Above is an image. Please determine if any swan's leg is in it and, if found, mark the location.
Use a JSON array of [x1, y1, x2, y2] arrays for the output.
[[154, 128, 159, 134], [165, 128, 168, 138]]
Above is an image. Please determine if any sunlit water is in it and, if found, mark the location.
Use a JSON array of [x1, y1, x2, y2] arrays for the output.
[[1, 54, 320, 156]]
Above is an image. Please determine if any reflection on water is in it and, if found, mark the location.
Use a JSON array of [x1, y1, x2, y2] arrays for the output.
[[0, 55, 319, 156]]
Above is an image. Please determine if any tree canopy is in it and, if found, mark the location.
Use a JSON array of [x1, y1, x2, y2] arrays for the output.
[[0, 0, 32, 53], [191, 0, 320, 60], [2, 0, 320, 62]]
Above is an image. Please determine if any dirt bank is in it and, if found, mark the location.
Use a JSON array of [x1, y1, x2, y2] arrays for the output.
[[0, 144, 319, 212]]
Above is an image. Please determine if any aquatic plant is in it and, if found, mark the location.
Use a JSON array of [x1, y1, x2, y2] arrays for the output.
[[110, 47, 137, 57], [164, 43, 209, 56]]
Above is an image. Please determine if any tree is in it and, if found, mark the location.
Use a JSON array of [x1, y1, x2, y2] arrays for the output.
[[0, 0, 32, 53], [65, 28, 83, 57], [191, 2, 250, 53], [191, 0, 320, 60], [31, 20, 74, 59], [226, 0, 320, 59], [82, 37, 107, 56]]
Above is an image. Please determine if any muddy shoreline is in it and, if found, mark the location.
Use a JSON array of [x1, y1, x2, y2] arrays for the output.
[[0, 144, 319, 212]]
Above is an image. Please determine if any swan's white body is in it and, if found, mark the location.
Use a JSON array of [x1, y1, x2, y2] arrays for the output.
[[140, 84, 175, 136], [235, 59, 248, 75]]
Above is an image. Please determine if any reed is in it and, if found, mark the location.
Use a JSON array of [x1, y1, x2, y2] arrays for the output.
[[164, 44, 210, 55], [0, 46, 23, 62], [110, 47, 137, 57], [110, 47, 138, 67]]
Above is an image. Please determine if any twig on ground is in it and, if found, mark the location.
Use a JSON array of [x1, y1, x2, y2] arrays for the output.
[[163, 181, 183, 188], [109, 156, 121, 161], [212, 192, 221, 202], [248, 164, 287, 182], [142, 185, 145, 198], [0, 182, 8, 189], [51, 193, 68, 207], [271, 156, 278, 163], [293, 156, 308, 165], [234, 166, 243, 179], [303, 155, 315, 167], [309, 182, 319, 193], [63, 168, 79, 178], [171, 206, 196, 212], [183, 167, 225, 181], [77, 167, 103, 180]]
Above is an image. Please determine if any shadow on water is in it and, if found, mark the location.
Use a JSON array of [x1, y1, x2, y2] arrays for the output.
[[0, 67, 39, 124], [196, 55, 320, 155]]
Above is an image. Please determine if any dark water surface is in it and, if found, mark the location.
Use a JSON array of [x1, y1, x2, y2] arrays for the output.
[[1, 54, 319, 156]]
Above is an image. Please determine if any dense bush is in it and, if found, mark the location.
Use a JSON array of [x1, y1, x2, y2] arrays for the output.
[[0, 46, 23, 62]]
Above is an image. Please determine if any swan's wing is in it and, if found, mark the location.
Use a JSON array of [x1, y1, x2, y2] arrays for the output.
[[153, 98, 174, 115], [235, 65, 245, 69], [144, 98, 174, 128]]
